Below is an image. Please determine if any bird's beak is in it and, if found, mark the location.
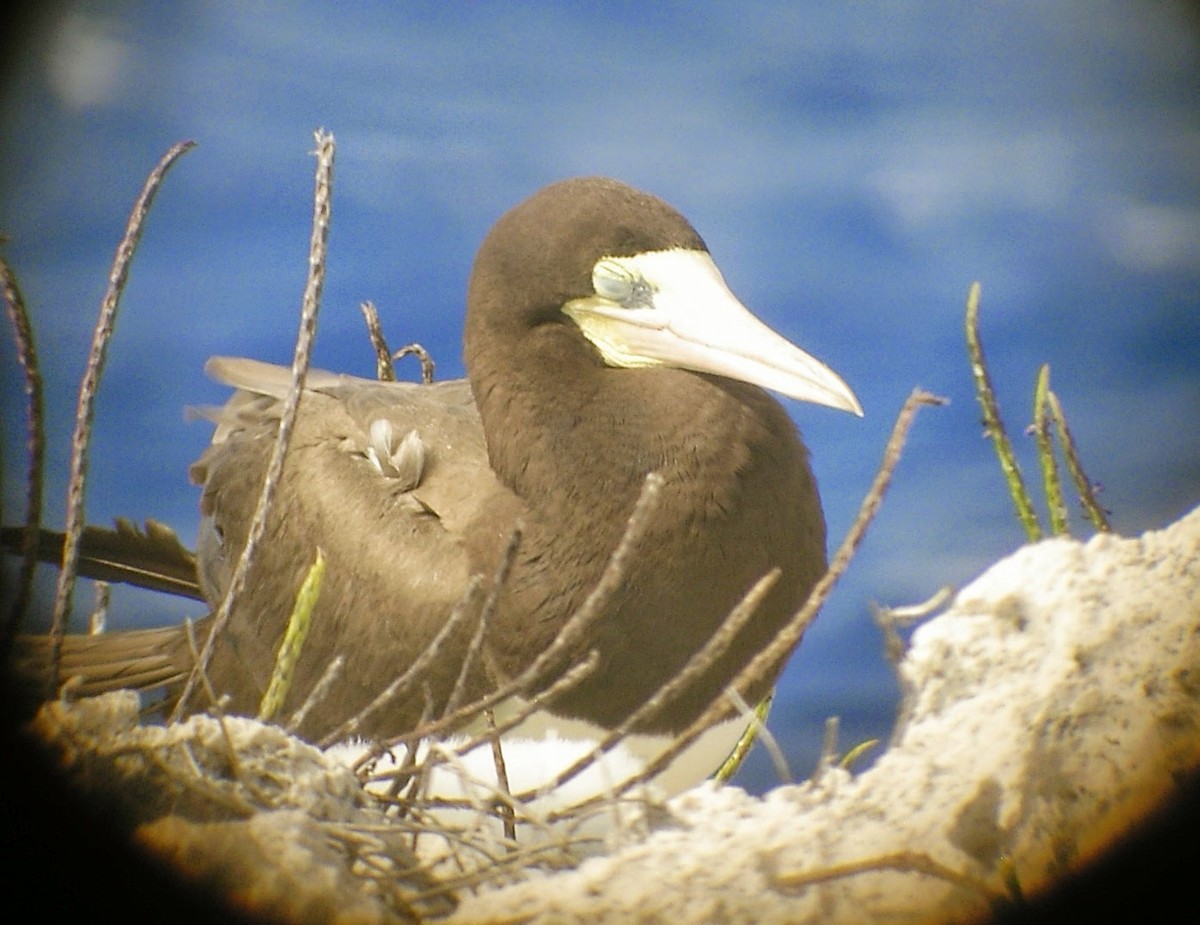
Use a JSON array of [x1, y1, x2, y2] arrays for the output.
[[563, 249, 863, 416]]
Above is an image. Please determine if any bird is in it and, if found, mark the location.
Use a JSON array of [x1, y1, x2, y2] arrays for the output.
[[9, 177, 861, 796]]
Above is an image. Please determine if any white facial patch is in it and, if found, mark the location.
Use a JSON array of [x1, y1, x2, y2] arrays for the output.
[[561, 248, 863, 414], [564, 248, 722, 370]]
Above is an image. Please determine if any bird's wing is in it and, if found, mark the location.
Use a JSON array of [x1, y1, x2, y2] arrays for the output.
[[184, 358, 521, 735], [196, 356, 508, 536]]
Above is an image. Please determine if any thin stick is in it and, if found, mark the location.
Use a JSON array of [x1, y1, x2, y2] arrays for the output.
[[178, 625, 249, 789], [394, 343, 435, 384], [965, 282, 1042, 542], [366, 651, 600, 795], [421, 651, 600, 775], [485, 709, 517, 844], [287, 654, 344, 733], [813, 715, 841, 780], [330, 575, 485, 749], [0, 256, 44, 644], [876, 586, 954, 624], [440, 651, 601, 767], [872, 585, 954, 667], [385, 472, 664, 748], [359, 300, 396, 381], [1048, 390, 1112, 533], [1032, 364, 1069, 535], [770, 849, 996, 902], [378, 690, 441, 806], [399, 833, 605, 906], [174, 131, 333, 720], [48, 140, 196, 692], [522, 568, 779, 803], [441, 527, 522, 718], [578, 388, 944, 813]]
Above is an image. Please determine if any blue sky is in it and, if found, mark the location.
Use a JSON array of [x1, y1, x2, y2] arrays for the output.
[[2, 2, 1198, 791]]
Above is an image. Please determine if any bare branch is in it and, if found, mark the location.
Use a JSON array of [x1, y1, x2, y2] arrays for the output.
[[442, 527, 522, 719], [329, 574, 484, 750], [49, 140, 195, 692], [583, 388, 945, 811], [286, 654, 344, 734], [175, 131, 334, 720], [387, 473, 664, 754], [359, 300, 396, 381], [394, 342, 436, 384], [0, 255, 44, 642], [525, 568, 780, 803], [485, 709, 517, 844], [769, 849, 998, 902], [88, 581, 110, 635]]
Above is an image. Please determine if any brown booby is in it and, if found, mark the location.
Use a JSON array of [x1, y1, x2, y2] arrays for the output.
[[12, 177, 861, 794]]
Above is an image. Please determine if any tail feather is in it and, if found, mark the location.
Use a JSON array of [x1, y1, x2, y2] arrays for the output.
[[1, 519, 203, 600], [9, 622, 194, 701], [3, 517, 206, 709]]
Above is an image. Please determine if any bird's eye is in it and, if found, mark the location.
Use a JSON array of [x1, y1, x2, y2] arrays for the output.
[[593, 258, 636, 302]]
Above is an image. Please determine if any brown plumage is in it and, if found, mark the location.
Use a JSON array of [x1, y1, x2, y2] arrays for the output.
[[10, 178, 860, 748]]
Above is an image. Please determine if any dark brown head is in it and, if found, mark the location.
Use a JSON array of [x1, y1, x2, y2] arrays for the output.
[[463, 176, 861, 432], [465, 177, 706, 342]]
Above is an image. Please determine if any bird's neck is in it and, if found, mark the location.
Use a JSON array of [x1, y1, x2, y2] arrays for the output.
[[474, 325, 729, 538], [467, 322, 822, 733]]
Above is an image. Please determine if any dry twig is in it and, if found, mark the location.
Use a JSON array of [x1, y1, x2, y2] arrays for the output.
[[769, 848, 998, 903], [88, 581, 110, 635], [175, 131, 334, 720], [521, 568, 780, 803], [575, 388, 945, 813], [326, 575, 485, 748], [442, 528, 522, 719], [49, 140, 195, 692], [382, 472, 665, 752], [0, 255, 44, 642], [359, 300, 396, 381], [395, 343, 435, 383], [287, 654, 344, 734], [485, 709, 517, 844]]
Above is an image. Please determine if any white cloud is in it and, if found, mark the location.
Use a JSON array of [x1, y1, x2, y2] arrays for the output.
[[45, 12, 127, 109], [1098, 200, 1200, 271], [864, 122, 1075, 232]]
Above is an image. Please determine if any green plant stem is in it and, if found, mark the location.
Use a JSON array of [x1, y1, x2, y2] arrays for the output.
[[965, 282, 1043, 542], [1048, 390, 1112, 533], [1033, 365, 1069, 536], [259, 547, 325, 722]]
